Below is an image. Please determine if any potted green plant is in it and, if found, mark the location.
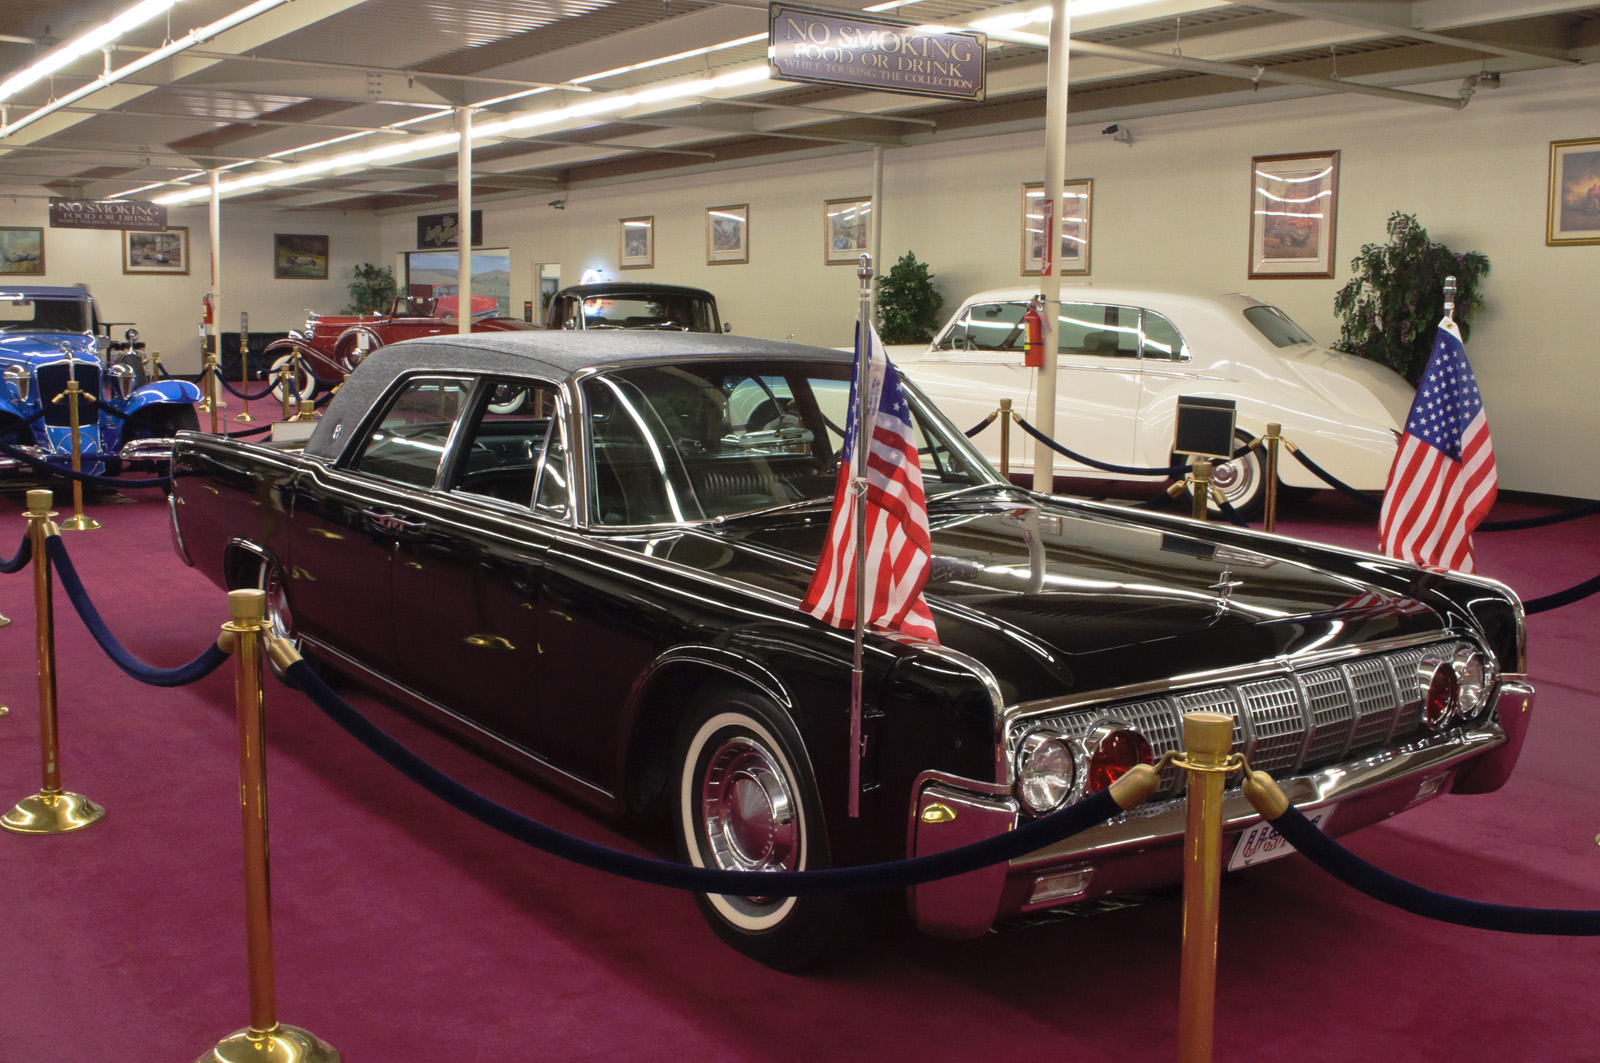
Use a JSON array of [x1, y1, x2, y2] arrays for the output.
[[345, 262, 399, 315], [1333, 212, 1490, 385], [875, 251, 944, 344]]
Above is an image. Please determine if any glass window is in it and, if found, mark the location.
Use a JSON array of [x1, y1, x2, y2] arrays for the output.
[[574, 293, 716, 332], [350, 377, 471, 488], [934, 302, 1027, 353], [1141, 311, 1188, 361], [1243, 305, 1317, 348], [0, 296, 90, 333], [1058, 304, 1141, 357], [533, 410, 570, 520], [451, 380, 562, 508]]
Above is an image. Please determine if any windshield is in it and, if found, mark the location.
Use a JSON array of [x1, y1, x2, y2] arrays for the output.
[[578, 293, 716, 332], [583, 360, 1003, 525], [0, 296, 91, 333], [1243, 304, 1317, 348]]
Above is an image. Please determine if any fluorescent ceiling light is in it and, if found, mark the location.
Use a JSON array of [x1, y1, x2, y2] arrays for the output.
[[970, 0, 1163, 33], [0, 0, 181, 102]]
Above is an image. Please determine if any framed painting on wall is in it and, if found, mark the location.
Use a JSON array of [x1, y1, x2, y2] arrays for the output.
[[1021, 180, 1092, 276], [824, 197, 872, 264], [1547, 137, 1600, 245], [619, 216, 654, 268], [123, 226, 189, 275], [274, 233, 329, 279], [1249, 150, 1338, 278], [706, 204, 748, 264], [0, 227, 45, 275]]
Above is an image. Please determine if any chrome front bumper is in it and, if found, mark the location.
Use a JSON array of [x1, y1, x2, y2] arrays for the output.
[[0, 444, 46, 472], [909, 680, 1535, 937], [121, 437, 178, 463]]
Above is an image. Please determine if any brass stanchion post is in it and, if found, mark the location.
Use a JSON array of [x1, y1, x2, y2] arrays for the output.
[[236, 312, 254, 423], [1176, 711, 1234, 1063], [998, 398, 1013, 479], [291, 349, 316, 422], [2, 490, 105, 834], [1190, 460, 1212, 522], [200, 589, 339, 1063], [277, 364, 293, 422], [55, 354, 101, 531], [1262, 424, 1281, 534]]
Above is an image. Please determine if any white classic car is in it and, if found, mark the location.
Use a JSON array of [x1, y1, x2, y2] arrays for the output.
[[890, 286, 1415, 517]]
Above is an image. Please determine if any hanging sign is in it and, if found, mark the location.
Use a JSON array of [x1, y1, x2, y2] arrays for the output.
[[769, 4, 986, 101], [48, 197, 167, 231], [415, 210, 483, 250]]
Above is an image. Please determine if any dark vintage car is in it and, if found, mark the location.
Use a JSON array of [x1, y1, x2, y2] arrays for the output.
[[169, 331, 1533, 969], [544, 282, 725, 333], [2, 285, 201, 474], [262, 294, 536, 403]]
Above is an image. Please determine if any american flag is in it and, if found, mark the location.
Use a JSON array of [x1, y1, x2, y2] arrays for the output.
[[801, 323, 939, 642], [1378, 318, 1497, 572]]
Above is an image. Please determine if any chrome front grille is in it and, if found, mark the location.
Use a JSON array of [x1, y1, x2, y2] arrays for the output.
[[1022, 640, 1471, 797], [36, 361, 102, 427]]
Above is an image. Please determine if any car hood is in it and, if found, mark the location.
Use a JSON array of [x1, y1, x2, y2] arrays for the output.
[[661, 497, 1446, 703], [0, 331, 99, 365]]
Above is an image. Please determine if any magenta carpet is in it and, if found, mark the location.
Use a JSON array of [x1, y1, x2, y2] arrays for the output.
[[1, 461, 1597, 1062]]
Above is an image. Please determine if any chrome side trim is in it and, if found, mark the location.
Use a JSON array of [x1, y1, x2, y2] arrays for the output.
[[122, 436, 178, 461], [635, 645, 795, 712], [302, 635, 616, 810], [168, 490, 192, 567]]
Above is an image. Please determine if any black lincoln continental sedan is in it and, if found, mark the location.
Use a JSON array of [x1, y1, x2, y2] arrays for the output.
[[169, 331, 1534, 969]]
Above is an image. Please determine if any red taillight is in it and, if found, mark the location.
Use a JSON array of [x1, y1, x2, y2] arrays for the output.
[[1085, 728, 1154, 793], [1423, 661, 1459, 728]]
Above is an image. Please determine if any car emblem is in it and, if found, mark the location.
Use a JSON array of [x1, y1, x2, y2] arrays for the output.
[[1209, 568, 1243, 617]]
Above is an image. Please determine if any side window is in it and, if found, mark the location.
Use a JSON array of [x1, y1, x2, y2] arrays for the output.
[[935, 302, 1027, 354], [1141, 311, 1188, 361], [533, 407, 570, 520], [1059, 303, 1140, 358], [451, 380, 562, 508], [349, 377, 471, 488]]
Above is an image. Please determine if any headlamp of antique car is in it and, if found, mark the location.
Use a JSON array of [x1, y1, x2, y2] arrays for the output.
[[1452, 646, 1491, 720], [107, 362, 135, 400], [1083, 721, 1155, 794], [342, 331, 375, 371], [1419, 655, 1461, 730], [123, 327, 139, 346], [4, 365, 30, 405], [1016, 732, 1076, 813]]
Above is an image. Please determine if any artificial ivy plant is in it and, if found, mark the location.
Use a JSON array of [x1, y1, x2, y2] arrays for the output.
[[875, 251, 944, 344], [345, 262, 400, 314], [1332, 211, 1490, 386]]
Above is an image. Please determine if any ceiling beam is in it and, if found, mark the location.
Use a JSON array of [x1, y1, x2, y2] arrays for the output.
[[1223, 1, 1581, 65]]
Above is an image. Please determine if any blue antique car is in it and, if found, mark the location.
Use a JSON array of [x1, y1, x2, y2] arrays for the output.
[[0, 285, 201, 474]]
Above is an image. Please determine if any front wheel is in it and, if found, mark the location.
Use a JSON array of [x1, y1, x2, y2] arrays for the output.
[[268, 355, 317, 405], [673, 688, 842, 971]]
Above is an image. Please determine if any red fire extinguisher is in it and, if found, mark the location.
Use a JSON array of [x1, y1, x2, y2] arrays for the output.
[[1022, 297, 1045, 368], [201, 292, 215, 326]]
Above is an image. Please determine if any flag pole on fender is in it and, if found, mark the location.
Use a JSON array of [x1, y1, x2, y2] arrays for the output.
[[849, 252, 872, 818]]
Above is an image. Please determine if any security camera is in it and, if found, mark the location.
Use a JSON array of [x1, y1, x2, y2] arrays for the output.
[[1102, 123, 1133, 145], [548, 199, 566, 209], [1102, 124, 1119, 135]]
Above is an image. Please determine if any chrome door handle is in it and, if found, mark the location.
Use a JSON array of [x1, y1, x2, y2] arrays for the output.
[[361, 509, 426, 534]]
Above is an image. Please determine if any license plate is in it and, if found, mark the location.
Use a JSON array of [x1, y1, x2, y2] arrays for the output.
[[1227, 805, 1335, 871]]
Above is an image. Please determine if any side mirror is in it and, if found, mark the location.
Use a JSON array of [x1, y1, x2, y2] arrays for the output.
[[107, 362, 136, 401], [124, 327, 139, 346], [722, 322, 733, 333], [3, 365, 30, 405]]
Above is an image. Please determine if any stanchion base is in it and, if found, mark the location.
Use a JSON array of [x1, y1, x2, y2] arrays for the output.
[[236, 412, 255, 422], [198, 1023, 340, 1063], [59, 514, 102, 532], [2, 790, 106, 833]]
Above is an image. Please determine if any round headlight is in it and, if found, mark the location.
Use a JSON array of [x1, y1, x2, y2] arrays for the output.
[[1453, 648, 1488, 719], [1016, 732, 1076, 813], [1084, 722, 1155, 794], [1421, 657, 1460, 729]]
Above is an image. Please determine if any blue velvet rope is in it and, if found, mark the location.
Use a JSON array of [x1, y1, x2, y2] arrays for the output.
[[1266, 804, 1600, 935], [1014, 416, 1253, 478], [44, 536, 230, 687], [226, 424, 274, 439], [1215, 499, 1250, 528], [1479, 499, 1600, 532], [277, 658, 1126, 895], [0, 533, 29, 574], [964, 416, 995, 438], [217, 376, 278, 402], [1522, 572, 1600, 615], [1286, 447, 1382, 508], [0, 439, 173, 489]]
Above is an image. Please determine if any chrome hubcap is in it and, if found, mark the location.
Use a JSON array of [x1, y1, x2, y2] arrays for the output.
[[700, 737, 797, 898], [261, 565, 294, 643], [1200, 452, 1257, 507]]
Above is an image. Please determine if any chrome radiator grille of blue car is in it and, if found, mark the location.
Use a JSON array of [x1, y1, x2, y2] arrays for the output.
[[37, 361, 102, 427], [1025, 640, 1468, 796]]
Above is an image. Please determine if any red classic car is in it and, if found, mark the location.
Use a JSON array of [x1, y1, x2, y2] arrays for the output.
[[263, 295, 533, 402]]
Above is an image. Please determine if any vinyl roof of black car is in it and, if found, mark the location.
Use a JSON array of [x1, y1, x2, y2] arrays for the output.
[[304, 330, 853, 462], [550, 282, 716, 300]]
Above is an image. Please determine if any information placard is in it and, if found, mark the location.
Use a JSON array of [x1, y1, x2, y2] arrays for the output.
[[769, 4, 985, 101]]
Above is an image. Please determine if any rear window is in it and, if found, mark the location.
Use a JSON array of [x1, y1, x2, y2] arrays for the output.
[[1243, 305, 1316, 348]]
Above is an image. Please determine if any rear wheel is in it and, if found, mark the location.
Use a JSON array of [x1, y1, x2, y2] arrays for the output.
[[229, 554, 298, 654], [1176, 431, 1265, 521], [268, 355, 317, 404], [673, 687, 841, 971]]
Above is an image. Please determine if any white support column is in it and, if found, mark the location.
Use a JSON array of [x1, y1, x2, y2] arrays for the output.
[[210, 168, 223, 377], [1032, 0, 1069, 495], [457, 106, 472, 337]]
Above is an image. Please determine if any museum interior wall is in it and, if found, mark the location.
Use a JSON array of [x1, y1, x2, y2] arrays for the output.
[[2, 61, 1594, 497]]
